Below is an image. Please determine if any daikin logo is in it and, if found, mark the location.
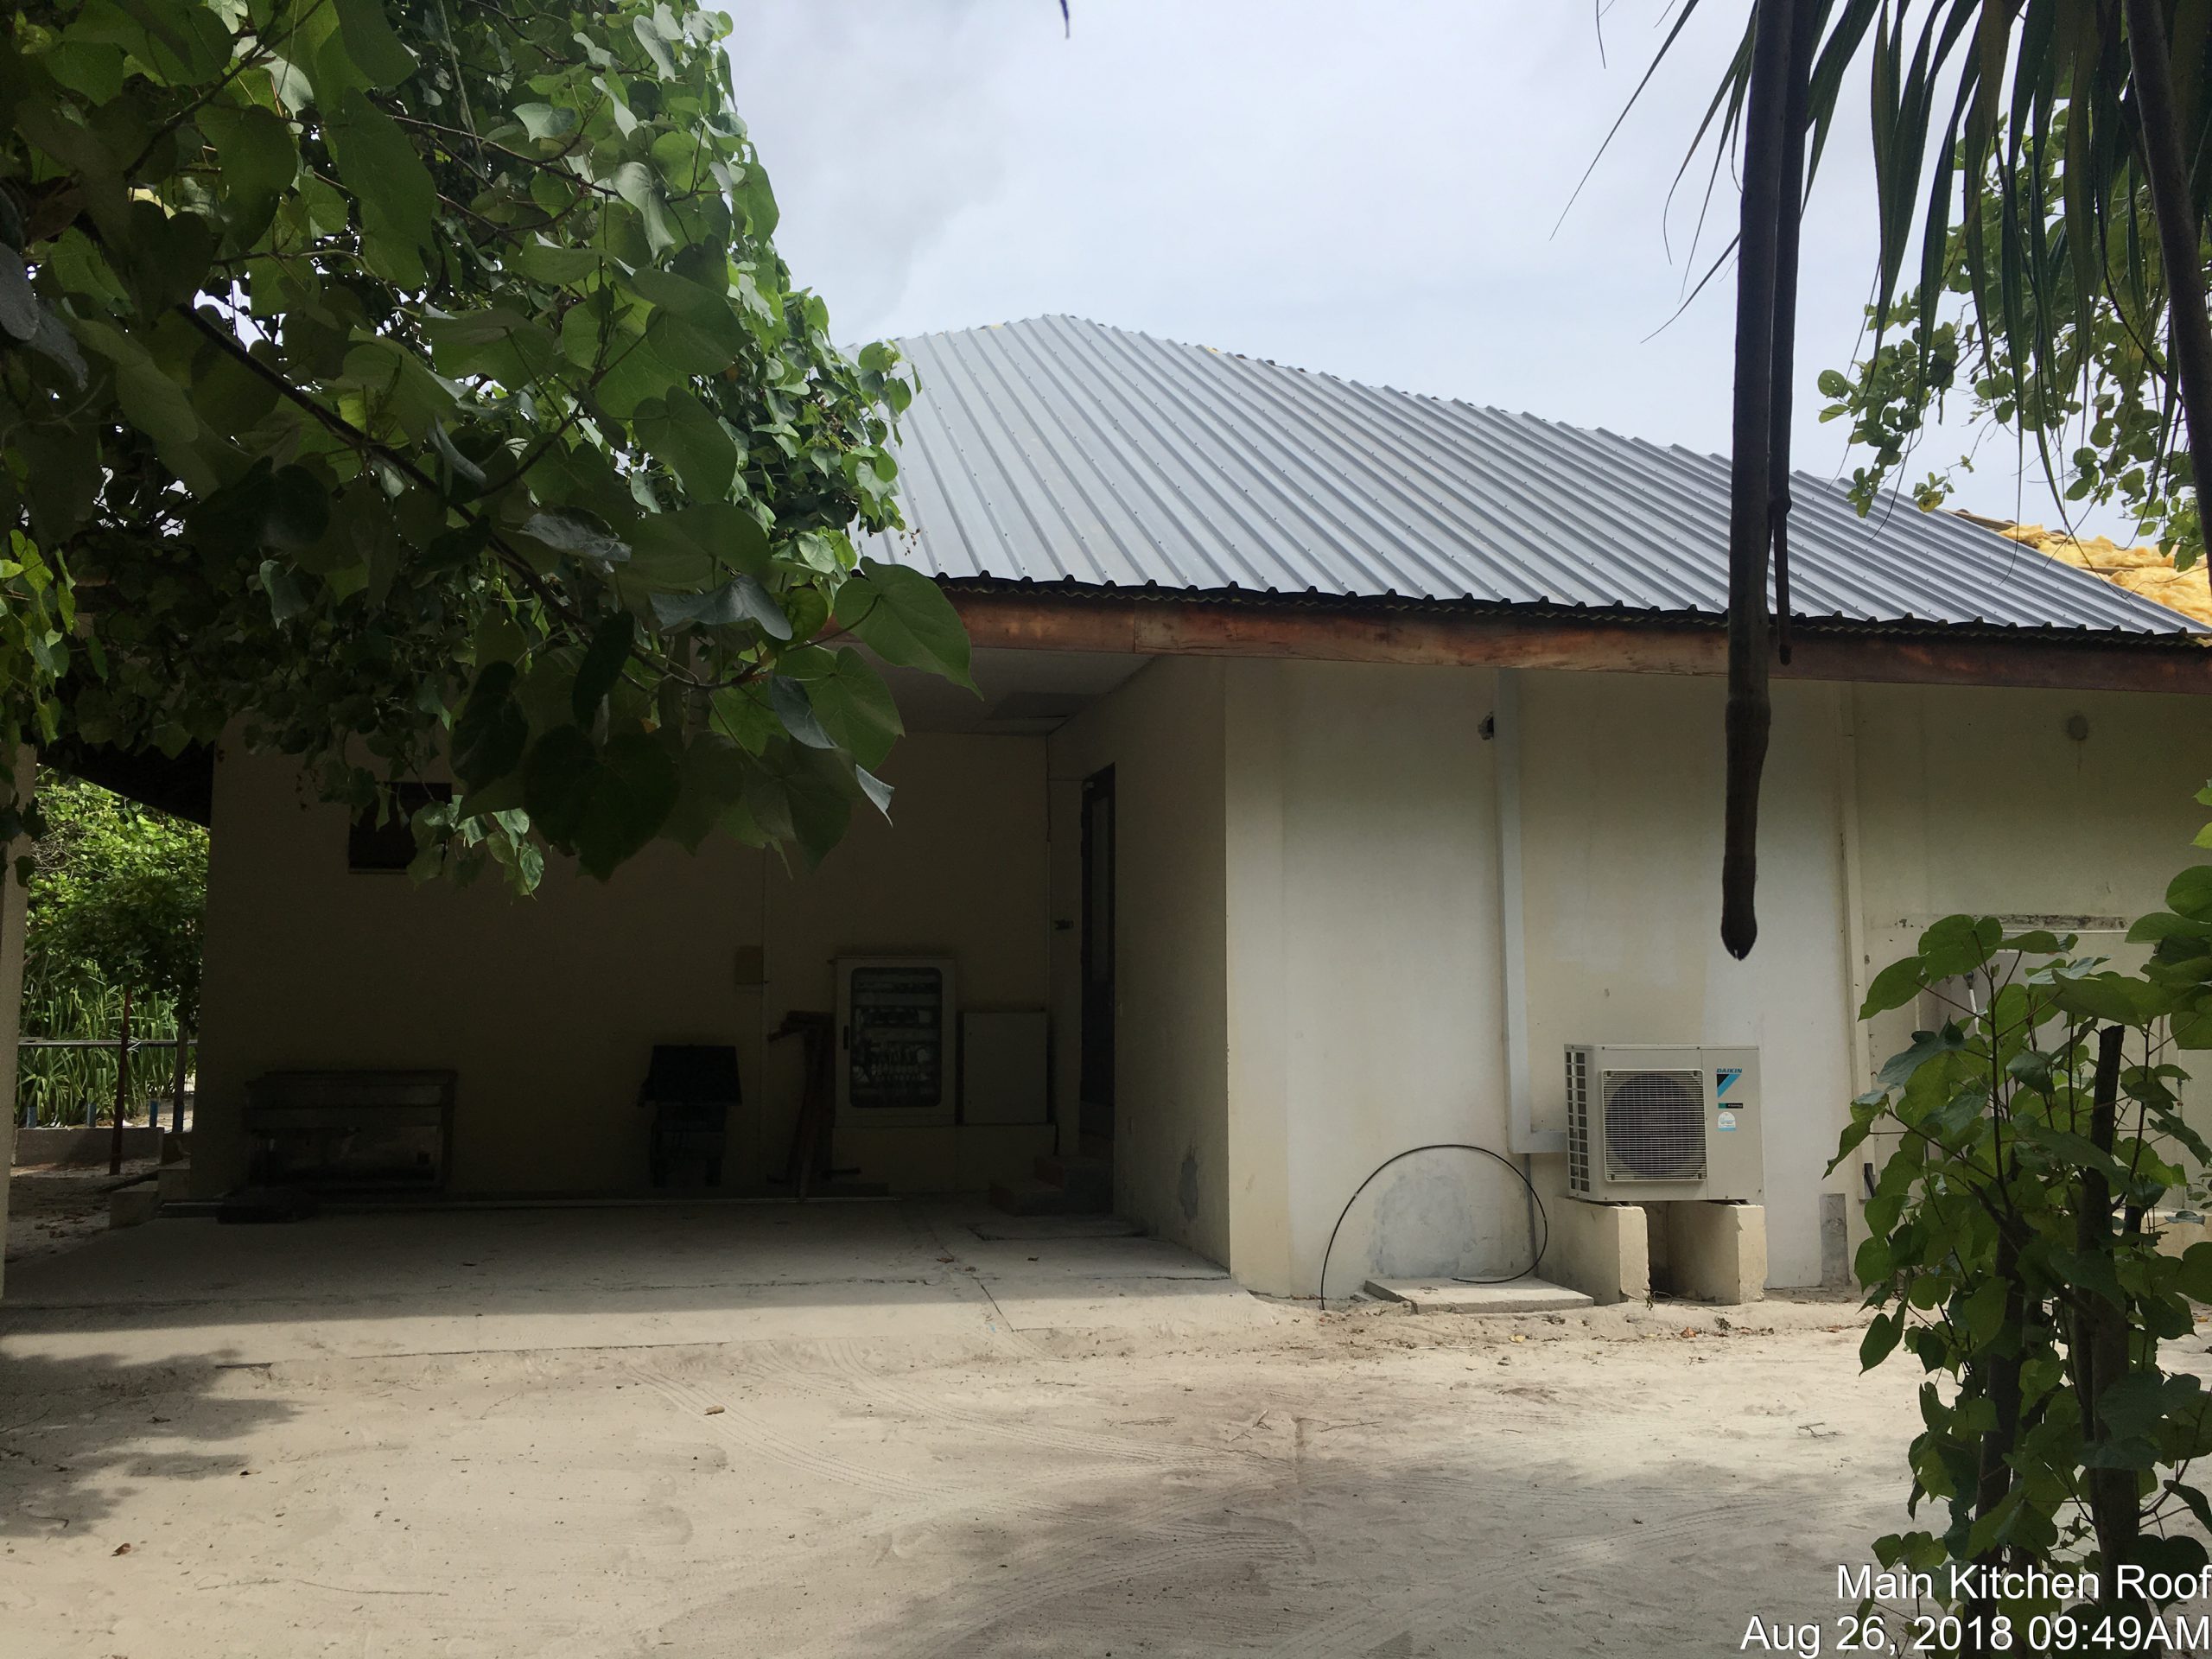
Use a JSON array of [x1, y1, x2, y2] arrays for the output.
[[1715, 1068, 1743, 1097]]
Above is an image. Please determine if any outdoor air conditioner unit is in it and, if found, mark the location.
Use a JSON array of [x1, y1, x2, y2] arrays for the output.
[[1565, 1045, 1763, 1205]]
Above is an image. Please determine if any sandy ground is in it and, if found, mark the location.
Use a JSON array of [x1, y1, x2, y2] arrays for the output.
[[0, 1202, 2200, 1658], [5, 1163, 160, 1267]]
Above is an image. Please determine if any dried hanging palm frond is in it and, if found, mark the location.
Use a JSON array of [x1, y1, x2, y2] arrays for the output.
[[1643, 0, 2212, 956], [1721, 0, 1821, 960]]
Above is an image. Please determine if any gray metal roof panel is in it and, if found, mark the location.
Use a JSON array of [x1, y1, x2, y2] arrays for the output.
[[858, 315, 2196, 637]]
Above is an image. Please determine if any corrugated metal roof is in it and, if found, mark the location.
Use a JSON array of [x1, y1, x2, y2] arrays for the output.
[[857, 315, 2197, 639]]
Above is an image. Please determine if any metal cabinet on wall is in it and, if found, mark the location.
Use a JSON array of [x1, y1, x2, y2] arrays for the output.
[[834, 957, 956, 1129]]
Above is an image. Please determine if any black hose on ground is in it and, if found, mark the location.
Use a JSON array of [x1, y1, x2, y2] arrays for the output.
[[1316, 1142, 1548, 1311]]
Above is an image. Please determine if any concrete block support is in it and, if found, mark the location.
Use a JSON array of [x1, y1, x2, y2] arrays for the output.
[[15, 1126, 166, 1166], [109, 1185, 160, 1229], [1820, 1192, 1852, 1284], [1544, 1197, 1649, 1306], [1667, 1201, 1767, 1305]]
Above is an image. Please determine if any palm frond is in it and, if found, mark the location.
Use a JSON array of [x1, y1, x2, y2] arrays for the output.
[[1658, 0, 2212, 952]]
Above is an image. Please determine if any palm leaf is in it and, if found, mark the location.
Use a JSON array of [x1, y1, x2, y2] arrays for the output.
[[1644, 0, 2212, 950]]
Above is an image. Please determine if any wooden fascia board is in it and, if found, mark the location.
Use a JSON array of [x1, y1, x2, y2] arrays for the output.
[[947, 588, 2212, 696]]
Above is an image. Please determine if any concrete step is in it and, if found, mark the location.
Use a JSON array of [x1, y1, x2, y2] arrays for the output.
[[1362, 1276, 1594, 1315], [158, 1162, 193, 1201], [989, 1175, 1112, 1217], [109, 1185, 161, 1230], [1033, 1154, 1111, 1208]]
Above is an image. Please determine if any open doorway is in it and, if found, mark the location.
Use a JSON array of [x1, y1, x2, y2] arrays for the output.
[[1078, 766, 1116, 1154]]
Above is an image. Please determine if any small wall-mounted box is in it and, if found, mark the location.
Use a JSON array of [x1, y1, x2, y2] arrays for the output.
[[961, 1011, 1048, 1126]]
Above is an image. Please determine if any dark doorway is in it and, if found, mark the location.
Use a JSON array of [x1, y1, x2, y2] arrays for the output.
[[1078, 766, 1116, 1147]]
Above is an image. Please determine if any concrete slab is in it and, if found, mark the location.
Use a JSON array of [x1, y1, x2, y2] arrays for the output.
[[0, 1197, 1266, 1366], [1362, 1275, 1596, 1315], [966, 1212, 1144, 1241], [983, 1275, 1287, 1335], [0, 1274, 1921, 1659]]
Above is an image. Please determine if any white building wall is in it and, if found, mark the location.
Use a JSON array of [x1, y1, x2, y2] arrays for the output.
[[1515, 672, 1854, 1292], [1213, 661, 2212, 1300], [1046, 657, 1231, 1264], [1224, 660, 1510, 1301], [1851, 682, 2212, 925], [1844, 682, 2212, 1240], [192, 653, 2212, 1303]]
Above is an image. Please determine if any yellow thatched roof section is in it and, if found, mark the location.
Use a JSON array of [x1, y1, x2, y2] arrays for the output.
[[1973, 516, 2212, 627]]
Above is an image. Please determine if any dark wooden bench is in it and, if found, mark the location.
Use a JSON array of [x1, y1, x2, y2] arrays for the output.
[[243, 1069, 456, 1193]]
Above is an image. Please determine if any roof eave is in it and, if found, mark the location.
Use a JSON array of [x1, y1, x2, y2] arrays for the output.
[[941, 580, 2212, 696]]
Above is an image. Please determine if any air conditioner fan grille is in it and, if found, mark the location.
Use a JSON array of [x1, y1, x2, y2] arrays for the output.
[[1601, 1068, 1707, 1182]]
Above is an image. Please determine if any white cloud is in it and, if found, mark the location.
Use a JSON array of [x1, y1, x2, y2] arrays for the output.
[[724, 0, 2113, 537]]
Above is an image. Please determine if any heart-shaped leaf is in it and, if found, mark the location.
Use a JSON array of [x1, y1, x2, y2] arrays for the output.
[[833, 559, 974, 690]]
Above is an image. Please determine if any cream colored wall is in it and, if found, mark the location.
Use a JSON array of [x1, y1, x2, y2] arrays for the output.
[[1223, 660, 1514, 1301], [1046, 657, 1230, 1264], [1853, 683, 2212, 925], [193, 656, 2212, 1304], [1844, 683, 2212, 1251], [194, 733, 1052, 1198], [1516, 673, 1856, 1292], [1214, 664, 2212, 1301], [762, 734, 1052, 1192], [1222, 664, 1288, 1289], [1218, 664, 1852, 1299]]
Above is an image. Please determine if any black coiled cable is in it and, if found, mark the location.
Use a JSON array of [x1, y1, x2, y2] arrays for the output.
[[1316, 1142, 1548, 1311]]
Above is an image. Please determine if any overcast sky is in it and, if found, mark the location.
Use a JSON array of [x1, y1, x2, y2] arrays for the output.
[[725, 0, 2084, 535]]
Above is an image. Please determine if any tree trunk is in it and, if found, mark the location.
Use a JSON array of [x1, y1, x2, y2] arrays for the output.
[[2125, 0, 2212, 522], [2075, 1025, 2141, 1592], [107, 984, 131, 1177], [1968, 1233, 2028, 1656]]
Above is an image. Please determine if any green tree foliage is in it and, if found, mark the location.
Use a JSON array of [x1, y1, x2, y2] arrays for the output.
[[0, 0, 970, 887], [17, 770, 204, 1126], [1818, 118, 2205, 569], [28, 770, 205, 1018], [1668, 1, 2212, 530], [1841, 854, 2212, 1633]]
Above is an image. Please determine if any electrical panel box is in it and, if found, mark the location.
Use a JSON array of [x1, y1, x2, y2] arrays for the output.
[[836, 957, 956, 1128]]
